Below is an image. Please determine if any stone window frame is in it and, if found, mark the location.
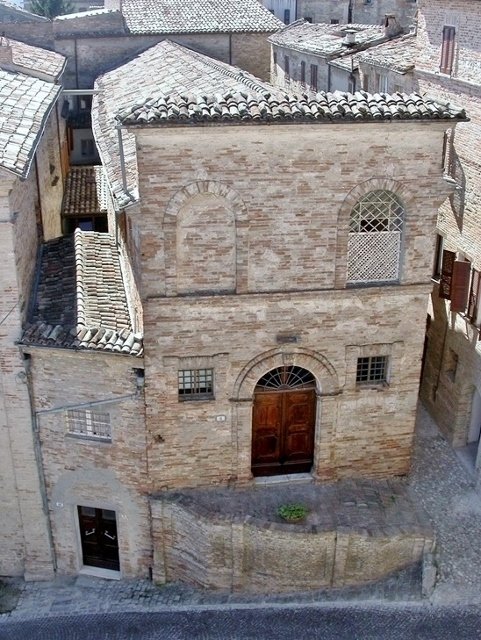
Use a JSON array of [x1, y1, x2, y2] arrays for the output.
[[66, 408, 112, 442], [355, 355, 389, 385], [164, 353, 229, 405], [345, 342, 403, 391]]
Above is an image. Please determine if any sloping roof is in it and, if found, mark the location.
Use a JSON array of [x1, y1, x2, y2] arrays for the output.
[[92, 39, 272, 208], [55, 8, 119, 19], [22, 230, 143, 356], [62, 166, 109, 217], [120, 0, 282, 34], [0, 68, 60, 178], [0, 37, 66, 82], [357, 34, 417, 74], [93, 40, 466, 209], [269, 20, 385, 57]]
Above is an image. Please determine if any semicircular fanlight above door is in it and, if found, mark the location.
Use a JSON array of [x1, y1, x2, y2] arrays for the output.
[[255, 366, 315, 391]]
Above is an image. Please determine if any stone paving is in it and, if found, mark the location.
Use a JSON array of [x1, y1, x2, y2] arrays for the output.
[[1, 402, 481, 621]]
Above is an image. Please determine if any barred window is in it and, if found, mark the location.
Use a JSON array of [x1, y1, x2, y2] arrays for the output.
[[66, 409, 111, 440], [356, 356, 389, 384], [347, 190, 404, 284], [178, 368, 214, 400]]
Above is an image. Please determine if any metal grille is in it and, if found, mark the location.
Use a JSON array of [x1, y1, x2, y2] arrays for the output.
[[66, 409, 111, 439], [178, 368, 214, 400], [347, 231, 401, 282], [349, 190, 404, 234], [255, 366, 315, 391], [356, 356, 388, 384]]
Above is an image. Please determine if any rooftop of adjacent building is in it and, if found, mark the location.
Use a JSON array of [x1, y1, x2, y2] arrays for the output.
[[357, 33, 417, 74], [91, 39, 466, 209], [21, 229, 143, 356], [268, 20, 387, 57], [61, 166, 109, 217], [0, 35, 66, 82]]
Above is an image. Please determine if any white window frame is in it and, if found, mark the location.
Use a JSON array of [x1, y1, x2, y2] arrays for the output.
[[66, 409, 112, 441]]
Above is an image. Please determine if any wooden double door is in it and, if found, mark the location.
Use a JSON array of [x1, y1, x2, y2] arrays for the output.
[[251, 388, 316, 477], [78, 506, 120, 571]]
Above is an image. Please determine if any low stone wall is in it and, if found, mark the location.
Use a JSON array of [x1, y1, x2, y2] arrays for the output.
[[151, 496, 434, 593]]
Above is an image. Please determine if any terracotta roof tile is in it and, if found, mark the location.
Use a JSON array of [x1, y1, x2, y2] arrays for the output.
[[120, 0, 282, 34], [357, 33, 417, 74], [0, 68, 60, 177], [62, 166, 108, 217], [0, 37, 66, 82], [22, 230, 143, 356]]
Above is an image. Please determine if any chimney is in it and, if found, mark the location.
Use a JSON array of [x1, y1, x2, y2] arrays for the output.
[[384, 14, 402, 38], [0, 36, 13, 68], [343, 29, 357, 46]]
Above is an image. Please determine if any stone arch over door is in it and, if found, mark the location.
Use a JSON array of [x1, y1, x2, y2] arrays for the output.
[[163, 180, 249, 296], [334, 177, 414, 288], [231, 348, 340, 484]]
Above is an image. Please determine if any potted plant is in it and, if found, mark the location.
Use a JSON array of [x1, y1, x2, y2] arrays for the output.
[[277, 503, 309, 523]]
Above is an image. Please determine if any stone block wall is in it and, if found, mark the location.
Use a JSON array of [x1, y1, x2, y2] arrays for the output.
[[25, 349, 152, 578], [151, 498, 434, 592]]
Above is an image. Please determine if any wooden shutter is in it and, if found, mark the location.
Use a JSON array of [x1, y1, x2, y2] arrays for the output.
[[440, 26, 455, 74], [439, 250, 456, 299], [468, 269, 481, 323], [450, 260, 471, 312]]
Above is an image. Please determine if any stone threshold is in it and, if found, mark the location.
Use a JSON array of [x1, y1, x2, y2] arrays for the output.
[[78, 566, 121, 581], [254, 473, 313, 486]]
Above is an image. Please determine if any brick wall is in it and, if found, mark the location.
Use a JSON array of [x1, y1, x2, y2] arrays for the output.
[[26, 348, 151, 578], [130, 120, 453, 490], [416, 0, 481, 450], [296, 0, 417, 29]]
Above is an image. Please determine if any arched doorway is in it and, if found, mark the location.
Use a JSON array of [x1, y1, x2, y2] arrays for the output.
[[251, 366, 317, 477]]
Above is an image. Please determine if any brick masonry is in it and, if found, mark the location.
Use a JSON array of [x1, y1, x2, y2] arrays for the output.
[[416, 0, 481, 455]]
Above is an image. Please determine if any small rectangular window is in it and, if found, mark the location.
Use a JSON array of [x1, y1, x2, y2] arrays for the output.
[[330, 18, 339, 24], [305, 16, 312, 22], [468, 269, 481, 325], [300, 61, 306, 84], [66, 409, 111, 440], [356, 356, 388, 384], [81, 138, 95, 157], [432, 234, 444, 279], [284, 8, 290, 23], [178, 368, 214, 400], [284, 56, 290, 79], [310, 64, 318, 91], [440, 25, 455, 74]]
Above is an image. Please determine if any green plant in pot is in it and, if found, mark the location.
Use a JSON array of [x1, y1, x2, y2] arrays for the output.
[[277, 503, 309, 522]]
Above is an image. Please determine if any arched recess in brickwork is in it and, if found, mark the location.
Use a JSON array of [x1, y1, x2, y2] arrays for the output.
[[163, 181, 249, 295], [233, 347, 340, 401], [334, 177, 414, 288]]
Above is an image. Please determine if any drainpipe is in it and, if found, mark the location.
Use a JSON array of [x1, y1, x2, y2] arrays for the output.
[[347, 0, 353, 23], [116, 126, 134, 203], [328, 63, 332, 92]]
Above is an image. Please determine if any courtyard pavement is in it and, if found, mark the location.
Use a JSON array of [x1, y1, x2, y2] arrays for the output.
[[1, 402, 481, 621]]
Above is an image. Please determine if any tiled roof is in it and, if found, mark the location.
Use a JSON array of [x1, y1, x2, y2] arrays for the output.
[[0, 37, 66, 82], [119, 89, 467, 126], [0, 0, 50, 21], [21, 230, 143, 356], [54, 8, 119, 19], [0, 68, 60, 178], [93, 40, 466, 209], [62, 166, 109, 217], [120, 0, 282, 34], [92, 39, 272, 207], [357, 34, 417, 74], [269, 20, 385, 57]]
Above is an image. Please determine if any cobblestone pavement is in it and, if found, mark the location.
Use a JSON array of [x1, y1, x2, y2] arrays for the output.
[[1, 402, 481, 622]]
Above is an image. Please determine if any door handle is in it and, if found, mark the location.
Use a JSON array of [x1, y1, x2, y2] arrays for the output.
[[104, 531, 116, 541], [84, 528, 96, 536]]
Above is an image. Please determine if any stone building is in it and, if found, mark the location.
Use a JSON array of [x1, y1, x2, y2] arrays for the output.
[[0, 31, 467, 585], [0, 37, 67, 579], [263, 0, 418, 29], [269, 17, 402, 92], [357, 32, 417, 93], [415, 0, 481, 477]]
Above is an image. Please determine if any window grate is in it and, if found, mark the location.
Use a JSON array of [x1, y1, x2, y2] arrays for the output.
[[66, 409, 111, 439], [348, 190, 404, 283], [356, 356, 388, 384], [178, 368, 214, 400]]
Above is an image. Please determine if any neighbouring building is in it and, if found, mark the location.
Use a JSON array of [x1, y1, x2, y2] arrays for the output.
[[262, 0, 417, 30], [269, 16, 402, 92], [0, 37, 68, 579], [416, 0, 481, 478], [357, 32, 416, 93]]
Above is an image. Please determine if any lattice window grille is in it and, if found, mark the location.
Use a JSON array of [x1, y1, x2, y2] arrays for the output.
[[347, 231, 401, 283], [66, 409, 111, 439], [256, 366, 315, 391], [349, 190, 404, 234]]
